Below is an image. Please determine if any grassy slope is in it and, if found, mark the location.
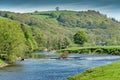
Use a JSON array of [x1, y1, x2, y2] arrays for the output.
[[67, 60, 120, 80]]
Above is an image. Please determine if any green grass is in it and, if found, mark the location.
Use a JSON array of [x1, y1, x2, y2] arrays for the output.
[[31, 14, 59, 23], [63, 46, 120, 50], [31, 15, 50, 19], [67, 60, 120, 80], [0, 16, 4, 18], [0, 59, 4, 63], [58, 46, 120, 55]]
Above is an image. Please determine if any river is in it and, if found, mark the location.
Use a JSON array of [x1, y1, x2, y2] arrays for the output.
[[0, 52, 120, 80]]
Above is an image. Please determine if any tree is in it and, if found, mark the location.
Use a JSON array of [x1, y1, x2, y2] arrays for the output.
[[50, 12, 57, 18], [63, 37, 71, 48], [73, 30, 88, 46], [34, 10, 38, 13], [56, 7, 59, 11]]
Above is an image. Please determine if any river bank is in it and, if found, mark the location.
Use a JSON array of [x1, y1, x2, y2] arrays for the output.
[[58, 46, 120, 80], [0, 59, 9, 68], [67, 60, 120, 80], [58, 46, 120, 55], [0, 63, 9, 68]]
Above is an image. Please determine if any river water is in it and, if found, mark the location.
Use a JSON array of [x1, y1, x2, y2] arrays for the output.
[[0, 52, 120, 80]]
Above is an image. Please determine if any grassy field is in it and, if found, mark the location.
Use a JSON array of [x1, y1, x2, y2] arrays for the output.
[[0, 16, 4, 18], [67, 60, 120, 80], [58, 46, 120, 55]]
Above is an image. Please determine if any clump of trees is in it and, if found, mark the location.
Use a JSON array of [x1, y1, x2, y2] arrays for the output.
[[74, 30, 88, 46], [0, 18, 27, 62], [0, 18, 39, 62]]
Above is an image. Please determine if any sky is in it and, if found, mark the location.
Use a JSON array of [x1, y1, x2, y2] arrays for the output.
[[0, 0, 120, 20]]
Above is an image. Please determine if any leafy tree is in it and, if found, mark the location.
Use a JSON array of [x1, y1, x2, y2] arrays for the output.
[[74, 30, 88, 46], [0, 18, 27, 61], [63, 37, 71, 48], [55, 7, 59, 11]]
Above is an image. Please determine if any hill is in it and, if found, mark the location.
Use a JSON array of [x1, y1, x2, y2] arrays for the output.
[[0, 10, 120, 50]]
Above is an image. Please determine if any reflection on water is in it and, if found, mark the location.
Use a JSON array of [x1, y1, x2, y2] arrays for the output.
[[0, 52, 120, 80]]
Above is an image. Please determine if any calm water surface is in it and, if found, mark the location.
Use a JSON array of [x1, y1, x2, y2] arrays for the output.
[[0, 52, 120, 80]]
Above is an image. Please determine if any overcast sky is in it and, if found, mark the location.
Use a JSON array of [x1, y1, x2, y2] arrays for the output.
[[0, 0, 120, 20]]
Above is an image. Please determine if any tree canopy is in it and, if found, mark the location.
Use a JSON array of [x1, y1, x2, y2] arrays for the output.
[[0, 18, 27, 61], [74, 30, 88, 46]]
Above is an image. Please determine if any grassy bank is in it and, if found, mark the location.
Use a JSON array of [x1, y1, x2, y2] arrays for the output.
[[58, 46, 120, 55], [67, 60, 120, 80], [0, 59, 8, 68]]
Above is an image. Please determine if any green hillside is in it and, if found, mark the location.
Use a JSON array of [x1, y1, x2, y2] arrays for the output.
[[0, 10, 120, 50]]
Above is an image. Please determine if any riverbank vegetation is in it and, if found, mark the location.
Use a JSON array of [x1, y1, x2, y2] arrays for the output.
[[0, 18, 38, 63], [0, 59, 8, 67], [0, 59, 4, 63], [67, 60, 120, 80], [58, 46, 120, 55], [0, 10, 120, 63]]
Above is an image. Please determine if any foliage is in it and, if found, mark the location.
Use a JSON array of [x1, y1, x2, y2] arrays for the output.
[[0, 18, 27, 61], [74, 30, 88, 46], [67, 60, 120, 80], [30, 27, 45, 48], [21, 24, 38, 52], [0, 59, 4, 63], [0, 10, 120, 50]]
